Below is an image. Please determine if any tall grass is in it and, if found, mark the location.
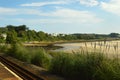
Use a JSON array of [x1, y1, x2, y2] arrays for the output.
[[6, 43, 31, 63], [49, 41, 120, 80], [31, 48, 51, 69], [0, 43, 51, 69], [1, 41, 120, 80], [0, 44, 9, 53], [49, 51, 120, 80]]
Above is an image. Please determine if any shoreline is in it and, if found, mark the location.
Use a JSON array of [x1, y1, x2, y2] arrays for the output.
[[23, 38, 120, 46]]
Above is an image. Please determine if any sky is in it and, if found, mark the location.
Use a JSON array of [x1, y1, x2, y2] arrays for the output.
[[0, 0, 120, 34]]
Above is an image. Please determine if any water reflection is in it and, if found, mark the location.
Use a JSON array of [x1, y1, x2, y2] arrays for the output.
[[54, 43, 81, 52]]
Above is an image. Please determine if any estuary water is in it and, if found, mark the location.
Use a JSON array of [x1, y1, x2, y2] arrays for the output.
[[54, 43, 83, 52], [53, 40, 120, 54]]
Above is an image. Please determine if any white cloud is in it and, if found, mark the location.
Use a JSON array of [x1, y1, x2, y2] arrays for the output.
[[0, 6, 102, 25], [0, 7, 42, 15], [20, 1, 67, 7], [101, 0, 120, 16], [13, 8, 103, 24], [21, 0, 99, 7], [80, 0, 99, 7], [0, 7, 17, 14], [43, 9, 103, 23]]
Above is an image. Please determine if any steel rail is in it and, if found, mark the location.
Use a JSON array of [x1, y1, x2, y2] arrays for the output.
[[0, 56, 44, 80]]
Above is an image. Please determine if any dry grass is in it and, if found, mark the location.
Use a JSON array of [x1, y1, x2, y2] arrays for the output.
[[55, 40, 120, 58], [1, 40, 120, 80], [50, 40, 120, 80]]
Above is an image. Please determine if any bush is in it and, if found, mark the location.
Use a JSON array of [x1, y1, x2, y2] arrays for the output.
[[31, 48, 51, 69], [6, 43, 31, 63], [49, 51, 120, 80], [5, 44, 51, 68], [3, 42, 120, 80], [0, 44, 9, 53]]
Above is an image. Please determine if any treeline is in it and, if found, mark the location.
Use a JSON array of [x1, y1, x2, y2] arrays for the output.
[[73, 33, 120, 40], [0, 25, 120, 43]]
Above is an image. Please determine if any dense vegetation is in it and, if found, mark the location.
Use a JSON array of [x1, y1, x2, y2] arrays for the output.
[[50, 52, 120, 80], [1, 43, 120, 80], [0, 25, 120, 43], [0, 43, 51, 69], [0, 25, 120, 80]]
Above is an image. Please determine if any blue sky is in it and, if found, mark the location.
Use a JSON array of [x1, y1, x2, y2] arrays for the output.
[[0, 0, 120, 34]]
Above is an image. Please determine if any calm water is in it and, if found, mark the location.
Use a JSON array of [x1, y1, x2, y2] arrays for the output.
[[54, 43, 82, 52], [53, 40, 120, 52]]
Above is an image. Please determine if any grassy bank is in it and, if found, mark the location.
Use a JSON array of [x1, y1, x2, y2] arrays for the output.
[[1, 43, 120, 80], [0, 43, 51, 69], [50, 52, 120, 80]]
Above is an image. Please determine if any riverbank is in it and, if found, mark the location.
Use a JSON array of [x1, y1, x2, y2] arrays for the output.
[[23, 39, 120, 53], [23, 38, 120, 46], [54, 40, 120, 57], [1, 40, 120, 80]]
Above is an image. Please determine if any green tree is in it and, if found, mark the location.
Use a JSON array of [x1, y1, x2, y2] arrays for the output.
[[37, 31, 47, 41], [109, 33, 119, 38], [0, 27, 8, 33], [26, 30, 38, 41], [6, 25, 15, 31], [6, 30, 18, 44], [15, 25, 28, 37]]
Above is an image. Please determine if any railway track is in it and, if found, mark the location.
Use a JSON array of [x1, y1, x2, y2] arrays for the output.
[[0, 56, 44, 80]]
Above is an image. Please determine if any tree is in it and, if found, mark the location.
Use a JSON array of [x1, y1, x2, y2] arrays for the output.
[[6, 30, 18, 44], [37, 31, 47, 41], [26, 30, 38, 41], [0, 27, 8, 33], [6, 25, 15, 31], [109, 33, 119, 38]]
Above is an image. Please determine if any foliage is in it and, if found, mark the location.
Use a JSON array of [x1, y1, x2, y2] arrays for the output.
[[0, 44, 9, 53], [2, 43, 51, 69], [49, 51, 120, 80], [31, 48, 51, 69], [1, 25, 120, 43], [109, 33, 119, 38], [1, 40, 120, 80], [6, 30, 19, 44], [0, 27, 8, 33], [6, 43, 31, 63], [37, 31, 48, 41]]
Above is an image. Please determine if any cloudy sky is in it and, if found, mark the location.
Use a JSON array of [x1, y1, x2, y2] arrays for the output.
[[0, 0, 120, 34]]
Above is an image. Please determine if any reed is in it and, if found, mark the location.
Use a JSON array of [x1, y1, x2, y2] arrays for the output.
[[1, 41, 120, 80], [31, 48, 51, 69], [49, 41, 120, 80]]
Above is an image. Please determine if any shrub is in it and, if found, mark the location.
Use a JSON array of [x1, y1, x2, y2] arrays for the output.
[[0, 44, 9, 53], [50, 52, 76, 77], [5, 43, 51, 69], [3, 42, 120, 80], [49, 51, 120, 80], [6, 43, 31, 63], [31, 48, 51, 69]]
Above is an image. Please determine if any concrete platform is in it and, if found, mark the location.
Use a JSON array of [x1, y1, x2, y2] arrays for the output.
[[0, 62, 22, 80]]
